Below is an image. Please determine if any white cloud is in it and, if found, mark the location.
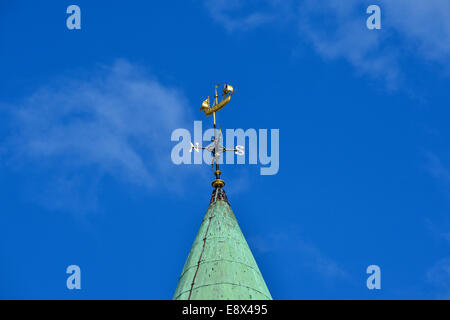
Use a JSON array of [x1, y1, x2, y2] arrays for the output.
[[4, 60, 193, 210], [206, 0, 450, 84], [382, 0, 450, 62], [298, 0, 399, 86]]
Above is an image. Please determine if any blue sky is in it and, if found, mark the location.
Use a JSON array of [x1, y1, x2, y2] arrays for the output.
[[1, 1, 450, 299]]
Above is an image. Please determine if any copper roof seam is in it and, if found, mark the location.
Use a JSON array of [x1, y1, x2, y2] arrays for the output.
[[176, 282, 272, 300], [187, 205, 217, 300], [189, 234, 248, 247], [200, 215, 237, 225], [177, 258, 264, 281]]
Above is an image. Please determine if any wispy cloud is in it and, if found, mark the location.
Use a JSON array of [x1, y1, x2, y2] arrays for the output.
[[424, 150, 450, 206], [250, 226, 349, 279], [298, 1, 399, 87], [2, 60, 193, 211], [425, 152, 450, 184], [382, 0, 450, 62], [205, 0, 294, 32], [205, 0, 450, 84], [423, 152, 450, 298], [424, 151, 450, 246], [426, 219, 450, 243], [426, 257, 450, 299]]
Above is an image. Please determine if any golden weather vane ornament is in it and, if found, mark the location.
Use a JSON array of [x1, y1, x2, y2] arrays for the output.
[[190, 83, 244, 189]]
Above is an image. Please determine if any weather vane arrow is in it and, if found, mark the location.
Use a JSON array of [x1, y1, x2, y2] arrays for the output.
[[190, 83, 244, 189]]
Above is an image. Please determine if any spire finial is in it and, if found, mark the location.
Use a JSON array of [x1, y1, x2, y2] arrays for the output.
[[211, 170, 225, 188]]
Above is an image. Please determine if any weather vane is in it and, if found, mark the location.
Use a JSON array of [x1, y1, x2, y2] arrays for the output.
[[190, 83, 244, 189]]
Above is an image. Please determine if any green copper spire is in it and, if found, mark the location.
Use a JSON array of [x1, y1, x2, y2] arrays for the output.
[[174, 84, 271, 299], [173, 188, 272, 300]]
